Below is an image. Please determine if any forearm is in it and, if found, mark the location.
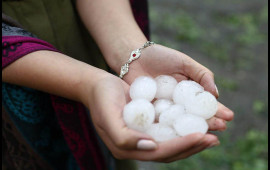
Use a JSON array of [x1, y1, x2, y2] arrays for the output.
[[2, 50, 108, 104], [76, 0, 147, 73]]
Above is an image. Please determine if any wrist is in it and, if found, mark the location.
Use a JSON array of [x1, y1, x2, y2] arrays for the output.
[[104, 35, 148, 73], [78, 66, 110, 106]]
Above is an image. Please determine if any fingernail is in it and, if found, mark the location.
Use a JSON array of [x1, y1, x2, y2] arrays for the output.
[[137, 140, 157, 150], [215, 84, 219, 97], [207, 141, 220, 149]]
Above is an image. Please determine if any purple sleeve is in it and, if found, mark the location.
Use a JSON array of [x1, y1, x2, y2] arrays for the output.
[[130, 0, 150, 39], [2, 35, 59, 69]]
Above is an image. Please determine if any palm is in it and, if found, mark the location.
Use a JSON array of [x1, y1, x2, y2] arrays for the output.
[[88, 76, 130, 136], [87, 75, 220, 161], [123, 44, 234, 131], [124, 44, 188, 84]]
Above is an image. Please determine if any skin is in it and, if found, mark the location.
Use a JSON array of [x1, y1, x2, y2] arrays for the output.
[[76, 0, 233, 160], [2, 0, 234, 163]]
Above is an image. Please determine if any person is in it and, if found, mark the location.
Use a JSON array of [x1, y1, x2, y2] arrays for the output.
[[2, 0, 234, 169]]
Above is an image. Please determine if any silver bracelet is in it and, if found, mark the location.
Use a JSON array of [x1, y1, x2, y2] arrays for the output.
[[119, 41, 155, 78]]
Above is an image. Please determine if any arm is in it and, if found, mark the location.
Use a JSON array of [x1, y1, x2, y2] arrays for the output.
[[76, 0, 234, 130], [76, 0, 148, 72], [2, 18, 223, 162], [2, 49, 220, 162], [2, 50, 108, 105]]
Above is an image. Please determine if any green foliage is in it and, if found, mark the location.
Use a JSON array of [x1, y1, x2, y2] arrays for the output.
[[149, 9, 203, 44], [253, 99, 267, 115], [259, 6, 268, 24], [216, 10, 267, 46], [148, 1, 268, 170], [200, 42, 230, 62], [174, 14, 202, 43], [215, 77, 238, 92], [159, 130, 268, 170]]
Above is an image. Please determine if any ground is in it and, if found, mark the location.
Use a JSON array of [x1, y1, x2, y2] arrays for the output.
[[138, 0, 268, 169]]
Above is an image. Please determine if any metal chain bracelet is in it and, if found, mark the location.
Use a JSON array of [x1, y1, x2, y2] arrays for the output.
[[119, 41, 155, 78]]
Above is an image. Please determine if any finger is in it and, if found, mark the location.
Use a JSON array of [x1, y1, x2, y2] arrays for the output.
[[93, 79, 157, 151], [181, 54, 218, 98], [100, 111, 157, 150], [135, 133, 206, 161], [104, 133, 207, 161], [100, 106, 157, 151], [207, 117, 227, 131], [215, 102, 234, 121], [200, 72, 219, 98], [160, 134, 219, 163], [159, 133, 219, 162], [111, 132, 204, 160]]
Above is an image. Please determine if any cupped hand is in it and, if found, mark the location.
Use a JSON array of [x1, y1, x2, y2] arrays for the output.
[[123, 44, 234, 131], [87, 74, 219, 162]]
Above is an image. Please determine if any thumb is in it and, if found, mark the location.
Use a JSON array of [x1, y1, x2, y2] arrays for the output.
[[200, 72, 219, 98], [182, 56, 219, 98], [109, 123, 158, 151]]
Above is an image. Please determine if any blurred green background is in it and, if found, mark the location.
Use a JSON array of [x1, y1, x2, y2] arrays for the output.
[[138, 0, 268, 170]]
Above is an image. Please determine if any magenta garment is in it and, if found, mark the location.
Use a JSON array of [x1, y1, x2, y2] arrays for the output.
[[2, 35, 106, 170], [50, 96, 106, 170], [2, 0, 150, 169], [2, 36, 58, 68], [130, 0, 150, 39]]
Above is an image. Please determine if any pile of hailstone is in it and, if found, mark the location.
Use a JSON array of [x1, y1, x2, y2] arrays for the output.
[[123, 75, 218, 142]]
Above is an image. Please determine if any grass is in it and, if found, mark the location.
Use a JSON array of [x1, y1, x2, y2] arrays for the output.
[[253, 99, 268, 115], [150, 3, 267, 70], [159, 129, 268, 170], [148, 2, 268, 170], [215, 77, 239, 92]]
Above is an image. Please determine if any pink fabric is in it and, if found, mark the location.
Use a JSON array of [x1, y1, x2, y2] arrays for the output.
[[2, 35, 106, 170], [2, 36, 58, 68], [130, 0, 150, 39], [50, 96, 106, 170], [2, 1, 150, 169]]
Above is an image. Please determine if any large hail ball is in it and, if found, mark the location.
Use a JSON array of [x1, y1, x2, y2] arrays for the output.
[[159, 104, 186, 127], [155, 75, 178, 99], [129, 76, 157, 101], [173, 80, 204, 105], [153, 99, 173, 120], [146, 123, 178, 142], [185, 91, 218, 119], [123, 99, 155, 132], [173, 114, 208, 136]]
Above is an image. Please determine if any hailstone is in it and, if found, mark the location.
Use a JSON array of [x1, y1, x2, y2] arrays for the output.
[[173, 114, 208, 136], [124, 76, 220, 140], [146, 123, 178, 142], [153, 99, 173, 120], [155, 75, 177, 99], [129, 76, 157, 101], [185, 91, 218, 119], [123, 99, 155, 132], [173, 80, 204, 105], [159, 104, 186, 127]]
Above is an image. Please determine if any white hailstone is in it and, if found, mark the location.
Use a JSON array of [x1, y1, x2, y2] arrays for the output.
[[153, 99, 173, 120], [185, 91, 218, 119], [173, 114, 208, 136], [146, 123, 178, 142], [159, 104, 186, 127], [173, 80, 204, 105], [123, 99, 155, 132], [155, 75, 178, 99], [129, 76, 157, 101]]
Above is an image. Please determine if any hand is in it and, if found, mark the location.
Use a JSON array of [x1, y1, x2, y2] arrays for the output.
[[85, 74, 220, 162], [123, 44, 234, 131]]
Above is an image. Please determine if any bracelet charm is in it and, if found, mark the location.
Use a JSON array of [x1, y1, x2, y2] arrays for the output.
[[119, 41, 155, 79]]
